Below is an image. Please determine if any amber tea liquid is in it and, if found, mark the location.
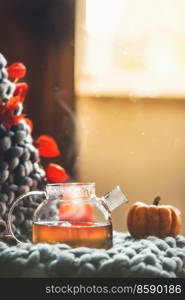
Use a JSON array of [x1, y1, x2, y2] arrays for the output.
[[32, 221, 112, 249]]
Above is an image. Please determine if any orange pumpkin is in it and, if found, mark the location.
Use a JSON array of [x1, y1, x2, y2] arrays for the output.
[[127, 196, 182, 238]]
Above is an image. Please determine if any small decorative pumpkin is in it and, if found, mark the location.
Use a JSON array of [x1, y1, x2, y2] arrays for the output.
[[127, 196, 182, 238]]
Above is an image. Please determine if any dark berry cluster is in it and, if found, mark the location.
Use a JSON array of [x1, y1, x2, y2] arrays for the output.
[[0, 54, 15, 104], [0, 53, 69, 243], [0, 53, 46, 242], [0, 121, 46, 241]]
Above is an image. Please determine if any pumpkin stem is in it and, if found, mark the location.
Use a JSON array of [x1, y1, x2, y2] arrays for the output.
[[153, 196, 161, 206]]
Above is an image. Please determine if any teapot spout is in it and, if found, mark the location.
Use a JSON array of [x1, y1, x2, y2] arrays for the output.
[[101, 186, 128, 212]]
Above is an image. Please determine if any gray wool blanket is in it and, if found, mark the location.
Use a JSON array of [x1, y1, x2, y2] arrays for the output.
[[0, 232, 185, 278]]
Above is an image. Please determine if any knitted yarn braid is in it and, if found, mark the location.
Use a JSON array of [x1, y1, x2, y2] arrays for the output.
[[0, 53, 45, 242], [0, 54, 15, 103], [0, 232, 185, 278]]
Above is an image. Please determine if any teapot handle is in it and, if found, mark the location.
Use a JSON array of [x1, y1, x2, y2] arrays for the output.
[[7, 191, 46, 244]]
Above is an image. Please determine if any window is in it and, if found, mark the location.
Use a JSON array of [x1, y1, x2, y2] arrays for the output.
[[75, 0, 185, 98]]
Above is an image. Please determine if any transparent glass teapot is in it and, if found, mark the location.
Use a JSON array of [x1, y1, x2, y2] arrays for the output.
[[7, 183, 127, 249]]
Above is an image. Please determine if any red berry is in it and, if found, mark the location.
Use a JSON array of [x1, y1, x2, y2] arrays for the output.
[[59, 203, 94, 222], [7, 62, 26, 79], [46, 163, 69, 183], [14, 82, 28, 102], [35, 135, 61, 157]]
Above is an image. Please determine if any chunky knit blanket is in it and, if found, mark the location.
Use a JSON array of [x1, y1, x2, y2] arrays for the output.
[[0, 232, 185, 278]]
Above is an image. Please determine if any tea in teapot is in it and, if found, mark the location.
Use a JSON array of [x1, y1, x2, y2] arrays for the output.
[[8, 183, 127, 249]]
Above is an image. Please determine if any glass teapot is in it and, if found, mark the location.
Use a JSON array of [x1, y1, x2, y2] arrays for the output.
[[7, 183, 127, 249]]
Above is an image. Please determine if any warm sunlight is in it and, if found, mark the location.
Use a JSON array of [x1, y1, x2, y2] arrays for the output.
[[75, 0, 185, 98]]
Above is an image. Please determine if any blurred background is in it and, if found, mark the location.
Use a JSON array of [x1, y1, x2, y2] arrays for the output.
[[1, 0, 185, 234]]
